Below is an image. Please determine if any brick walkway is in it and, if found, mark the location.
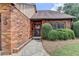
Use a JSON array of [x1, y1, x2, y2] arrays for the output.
[[12, 40, 49, 56]]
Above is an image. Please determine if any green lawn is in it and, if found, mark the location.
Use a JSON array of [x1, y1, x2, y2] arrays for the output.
[[51, 44, 79, 56]]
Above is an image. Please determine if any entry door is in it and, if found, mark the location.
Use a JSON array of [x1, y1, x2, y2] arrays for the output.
[[34, 24, 41, 37]]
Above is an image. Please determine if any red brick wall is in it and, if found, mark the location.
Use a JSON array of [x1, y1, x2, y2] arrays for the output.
[[11, 6, 31, 53], [1, 9, 12, 55], [42, 19, 72, 28], [1, 4, 31, 55]]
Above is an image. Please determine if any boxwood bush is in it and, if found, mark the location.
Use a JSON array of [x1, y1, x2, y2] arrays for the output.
[[48, 29, 75, 41], [48, 30, 58, 41], [57, 29, 75, 40], [73, 21, 79, 38], [42, 23, 52, 39], [57, 30, 68, 40], [63, 29, 75, 39]]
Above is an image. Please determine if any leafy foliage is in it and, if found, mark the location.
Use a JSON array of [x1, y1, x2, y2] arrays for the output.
[[73, 21, 79, 37], [48, 30, 58, 41], [57, 3, 79, 21], [42, 23, 75, 40], [57, 29, 75, 40], [42, 23, 52, 39], [47, 29, 75, 41], [57, 29, 69, 40]]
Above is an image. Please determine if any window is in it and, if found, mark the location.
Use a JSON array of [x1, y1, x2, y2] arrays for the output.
[[57, 22, 65, 29], [50, 22, 65, 29]]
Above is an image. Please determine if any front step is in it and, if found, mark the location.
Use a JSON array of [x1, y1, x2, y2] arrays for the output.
[[33, 37, 41, 40]]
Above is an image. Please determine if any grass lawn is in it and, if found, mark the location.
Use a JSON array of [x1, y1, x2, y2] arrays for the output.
[[51, 44, 79, 56]]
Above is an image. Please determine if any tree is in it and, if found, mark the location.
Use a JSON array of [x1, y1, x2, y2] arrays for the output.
[[57, 6, 64, 13], [57, 3, 79, 21], [73, 21, 79, 37]]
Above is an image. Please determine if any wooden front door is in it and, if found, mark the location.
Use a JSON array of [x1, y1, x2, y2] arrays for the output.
[[33, 22, 41, 37]]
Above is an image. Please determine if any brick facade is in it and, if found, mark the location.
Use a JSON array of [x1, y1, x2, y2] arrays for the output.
[[42, 19, 72, 28], [11, 6, 31, 53], [31, 19, 72, 37], [1, 4, 31, 55], [1, 8, 12, 55]]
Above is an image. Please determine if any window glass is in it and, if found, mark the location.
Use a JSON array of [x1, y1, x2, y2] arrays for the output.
[[50, 22, 65, 29]]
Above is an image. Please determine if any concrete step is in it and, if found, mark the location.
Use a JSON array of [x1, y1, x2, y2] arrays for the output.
[[33, 37, 41, 40]]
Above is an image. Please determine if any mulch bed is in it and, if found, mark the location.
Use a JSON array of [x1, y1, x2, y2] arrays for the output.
[[42, 39, 79, 55]]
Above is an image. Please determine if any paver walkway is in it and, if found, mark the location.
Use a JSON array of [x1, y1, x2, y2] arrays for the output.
[[13, 40, 49, 56]]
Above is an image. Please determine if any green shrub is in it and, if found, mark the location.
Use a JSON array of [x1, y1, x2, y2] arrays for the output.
[[73, 21, 79, 38], [63, 29, 75, 39], [48, 29, 75, 41], [48, 30, 58, 41], [41, 22, 75, 40], [57, 29, 75, 40], [42, 23, 52, 39], [57, 30, 69, 40]]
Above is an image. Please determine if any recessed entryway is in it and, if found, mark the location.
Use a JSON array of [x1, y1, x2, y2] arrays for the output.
[[33, 21, 42, 37]]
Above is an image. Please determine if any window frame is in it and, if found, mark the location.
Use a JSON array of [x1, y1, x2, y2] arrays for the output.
[[50, 21, 66, 29]]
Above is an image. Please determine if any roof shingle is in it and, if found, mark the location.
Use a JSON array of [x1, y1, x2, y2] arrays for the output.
[[31, 10, 75, 20]]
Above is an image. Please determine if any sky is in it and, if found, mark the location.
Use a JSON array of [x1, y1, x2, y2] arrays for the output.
[[36, 3, 64, 11]]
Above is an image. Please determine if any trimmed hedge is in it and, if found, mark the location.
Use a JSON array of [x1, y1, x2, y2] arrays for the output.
[[48, 30, 58, 41], [57, 30, 69, 40], [63, 29, 75, 39], [42, 23, 52, 39], [57, 29, 75, 40], [48, 29, 75, 41], [73, 21, 79, 38]]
